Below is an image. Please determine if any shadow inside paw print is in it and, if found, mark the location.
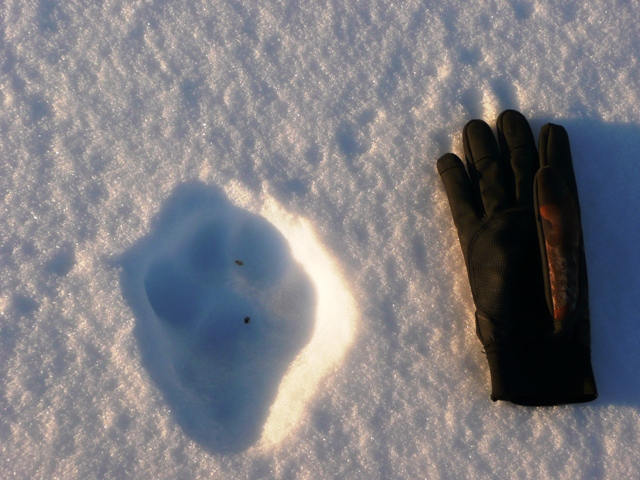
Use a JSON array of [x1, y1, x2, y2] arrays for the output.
[[119, 182, 316, 453]]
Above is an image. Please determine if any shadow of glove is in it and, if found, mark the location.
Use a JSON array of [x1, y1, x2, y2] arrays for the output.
[[437, 110, 597, 406]]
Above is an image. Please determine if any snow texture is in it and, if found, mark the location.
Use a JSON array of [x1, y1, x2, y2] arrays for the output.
[[1, 0, 640, 478]]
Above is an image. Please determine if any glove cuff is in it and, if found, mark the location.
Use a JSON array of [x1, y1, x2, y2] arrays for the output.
[[485, 341, 597, 406]]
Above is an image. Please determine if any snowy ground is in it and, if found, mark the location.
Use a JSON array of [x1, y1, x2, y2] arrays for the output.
[[1, 0, 640, 478]]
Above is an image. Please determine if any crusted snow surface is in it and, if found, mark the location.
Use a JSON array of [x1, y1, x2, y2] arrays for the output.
[[1, 0, 640, 478]]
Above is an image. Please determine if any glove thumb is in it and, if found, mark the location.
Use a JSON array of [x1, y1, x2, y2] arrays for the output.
[[535, 165, 581, 335]]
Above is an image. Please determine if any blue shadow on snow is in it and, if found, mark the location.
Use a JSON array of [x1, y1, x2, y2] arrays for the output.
[[118, 182, 316, 453]]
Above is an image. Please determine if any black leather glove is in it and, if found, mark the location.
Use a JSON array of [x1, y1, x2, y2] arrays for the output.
[[437, 110, 597, 406]]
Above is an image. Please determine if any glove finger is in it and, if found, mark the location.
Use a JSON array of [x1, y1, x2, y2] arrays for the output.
[[497, 110, 538, 208], [535, 165, 581, 334], [538, 123, 581, 218], [437, 153, 481, 235], [463, 119, 512, 217]]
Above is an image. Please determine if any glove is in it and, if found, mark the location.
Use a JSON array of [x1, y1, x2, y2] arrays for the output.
[[436, 110, 597, 406]]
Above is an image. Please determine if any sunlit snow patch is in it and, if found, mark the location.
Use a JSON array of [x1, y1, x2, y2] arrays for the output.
[[119, 182, 357, 453], [255, 198, 358, 449]]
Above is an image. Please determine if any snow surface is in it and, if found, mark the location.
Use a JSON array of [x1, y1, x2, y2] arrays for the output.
[[1, 0, 640, 478]]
